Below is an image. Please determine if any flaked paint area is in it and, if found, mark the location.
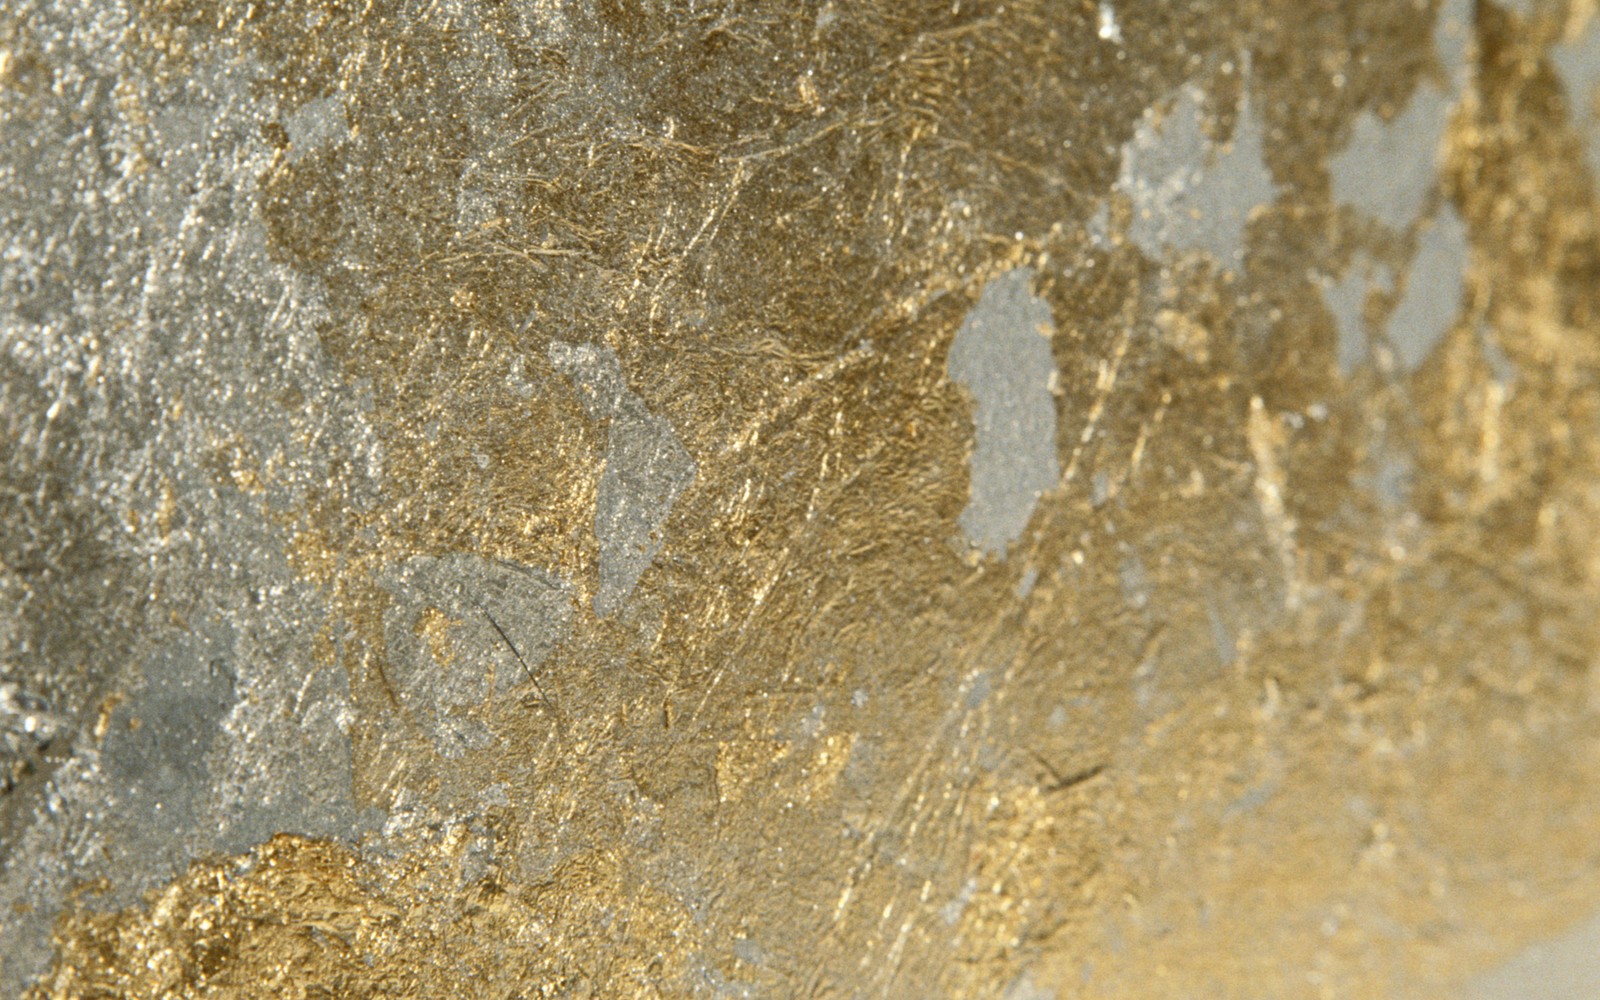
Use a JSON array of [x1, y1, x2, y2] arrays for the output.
[[1324, 1, 1476, 377], [1388, 203, 1470, 372], [379, 552, 572, 757], [947, 268, 1060, 556], [1329, 0, 1472, 231], [1329, 83, 1455, 231], [1109, 79, 1276, 267], [1554, 12, 1600, 182], [1323, 252, 1395, 374], [548, 342, 696, 616], [0, 37, 383, 989], [8, 0, 1600, 997]]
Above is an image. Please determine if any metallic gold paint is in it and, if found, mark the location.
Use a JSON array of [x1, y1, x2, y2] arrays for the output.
[[11, 0, 1600, 997]]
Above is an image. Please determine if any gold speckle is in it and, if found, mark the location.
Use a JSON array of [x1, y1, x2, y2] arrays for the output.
[[24, 1, 1600, 998], [413, 606, 459, 667]]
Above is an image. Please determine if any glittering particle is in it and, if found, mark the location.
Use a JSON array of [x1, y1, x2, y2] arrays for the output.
[[1097, 3, 1123, 44]]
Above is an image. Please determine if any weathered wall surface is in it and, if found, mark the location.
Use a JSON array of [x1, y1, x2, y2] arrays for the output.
[[4, 0, 1600, 996]]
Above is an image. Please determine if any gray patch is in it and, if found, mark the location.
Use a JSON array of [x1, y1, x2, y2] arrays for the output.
[[549, 342, 697, 615], [148, 105, 215, 234], [1329, 0, 1472, 229], [1208, 602, 1237, 667], [1090, 469, 1111, 508], [506, 354, 535, 398], [799, 702, 827, 739], [1324, 268, 1370, 373], [1495, 0, 1549, 17], [1479, 324, 1518, 384], [548, 341, 629, 418], [1086, 201, 1113, 249], [98, 633, 238, 872], [1372, 448, 1416, 509], [947, 268, 1061, 555], [210, 648, 371, 851], [1468, 908, 1600, 1000], [0, 683, 65, 794], [1554, 17, 1600, 181], [1323, 253, 1395, 374], [1329, 85, 1454, 230], [380, 553, 572, 751], [456, 185, 499, 235], [283, 95, 350, 162], [1386, 204, 1470, 372], [1, 611, 371, 985], [459, 823, 498, 885], [965, 672, 993, 711], [1434, 0, 1476, 93], [1004, 970, 1058, 1000], [1133, 656, 1158, 711], [942, 877, 978, 925], [1113, 82, 1277, 267], [455, 157, 507, 236], [1223, 779, 1278, 818], [0, 40, 383, 992], [732, 936, 766, 965], [1118, 550, 1149, 609]]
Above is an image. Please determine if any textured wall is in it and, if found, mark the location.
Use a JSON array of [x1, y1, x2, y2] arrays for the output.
[[4, 0, 1600, 996]]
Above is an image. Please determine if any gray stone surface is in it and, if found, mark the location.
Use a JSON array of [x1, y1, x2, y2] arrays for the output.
[[1324, 252, 1395, 374], [1329, 83, 1456, 232], [1322, 0, 1478, 379], [1329, 0, 1470, 231]]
